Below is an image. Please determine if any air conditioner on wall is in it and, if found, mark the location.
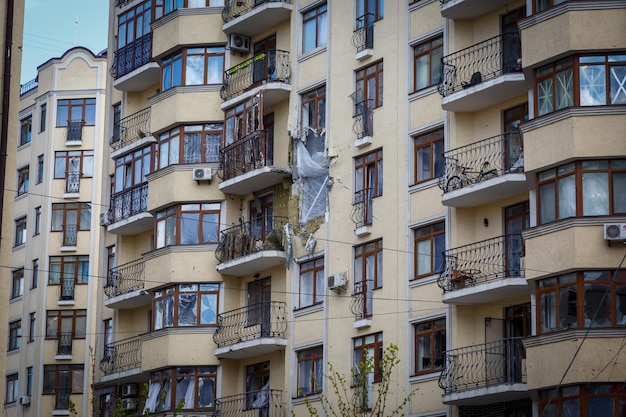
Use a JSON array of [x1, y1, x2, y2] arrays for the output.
[[19, 396, 30, 406], [121, 398, 137, 410], [121, 383, 138, 397], [193, 168, 213, 182], [328, 272, 347, 293], [228, 33, 251, 53], [603, 223, 626, 241]]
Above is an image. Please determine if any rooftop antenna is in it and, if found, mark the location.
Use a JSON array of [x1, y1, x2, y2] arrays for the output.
[[74, 13, 78, 45]]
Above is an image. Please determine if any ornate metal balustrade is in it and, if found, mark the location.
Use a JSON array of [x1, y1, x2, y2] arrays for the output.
[[66, 119, 84, 142], [56, 332, 73, 355], [110, 33, 153, 79], [60, 224, 77, 247], [54, 387, 70, 410], [349, 279, 373, 320], [100, 335, 143, 376], [437, 234, 524, 293], [352, 13, 374, 53], [437, 32, 522, 97], [213, 301, 287, 348], [222, 0, 292, 23], [59, 277, 75, 301], [437, 132, 523, 193], [352, 98, 374, 139], [215, 215, 288, 263], [107, 182, 149, 224], [111, 107, 151, 151], [65, 172, 80, 193], [220, 130, 273, 181], [20, 77, 38, 95], [438, 338, 526, 395], [104, 258, 146, 298], [351, 188, 373, 228], [214, 389, 285, 417], [220, 50, 290, 101]]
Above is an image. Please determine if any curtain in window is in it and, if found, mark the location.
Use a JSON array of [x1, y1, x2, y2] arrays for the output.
[[183, 132, 202, 163], [72, 369, 84, 393], [540, 292, 556, 333], [417, 239, 431, 276], [154, 300, 163, 330], [201, 212, 218, 243], [143, 381, 160, 413], [181, 212, 199, 244], [185, 54, 204, 86], [80, 206, 91, 229], [582, 172, 608, 215], [299, 270, 314, 307], [178, 291, 197, 326], [200, 293, 217, 325], [298, 359, 312, 394], [77, 260, 89, 283], [166, 215, 177, 246], [207, 55, 223, 84], [558, 286, 577, 329], [558, 176, 576, 219], [164, 294, 174, 328], [198, 375, 215, 407], [417, 334, 431, 371], [205, 134, 220, 162]]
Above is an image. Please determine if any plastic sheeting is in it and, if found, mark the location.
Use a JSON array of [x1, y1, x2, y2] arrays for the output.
[[295, 140, 329, 223]]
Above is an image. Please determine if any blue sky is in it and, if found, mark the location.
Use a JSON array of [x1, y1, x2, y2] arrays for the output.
[[21, 0, 109, 83]]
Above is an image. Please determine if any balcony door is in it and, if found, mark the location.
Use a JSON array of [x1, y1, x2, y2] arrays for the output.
[[248, 278, 271, 338], [246, 361, 270, 416], [250, 194, 274, 242], [501, 8, 524, 74], [504, 201, 529, 277], [253, 35, 276, 85], [503, 103, 528, 171]]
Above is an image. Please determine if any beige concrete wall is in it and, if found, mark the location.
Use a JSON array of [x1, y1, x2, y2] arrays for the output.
[[152, 12, 226, 59]]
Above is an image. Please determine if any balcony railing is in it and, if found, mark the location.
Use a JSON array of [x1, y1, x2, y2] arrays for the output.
[[220, 130, 273, 181], [20, 77, 38, 95], [60, 224, 77, 247], [215, 215, 288, 263], [437, 132, 523, 193], [351, 188, 373, 228], [65, 172, 80, 194], [352, 13, 374, 53], [111, 33, 152, 80], [107, 182, 149, 224], [66, 119, 84, 142], [349, 279, 373, 320], [59, 277, 75, 301], [57, 332, 73, 355], [54, 387, 70, 410], [352, 98, 374, 140], [220, 50, 290, 101], [104, 258, 146, 298], [438, 338, 526, 395], [100, 335, 143, 376], [213, 301, 287, 347], [215, 390, 285, 417], [111, 107, 151, 151], [437, 32, 522, 97], [222, 0, 292, 23], [437, 234, 524, 293]]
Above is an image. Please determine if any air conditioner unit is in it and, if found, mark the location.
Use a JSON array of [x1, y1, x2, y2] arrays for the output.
[[19, 396, 30, 406], [604, 223, 626, 241], [121, 398, 137, 410], [121, 383, 138, 397], [99, 211, 109, 227], [328, 272, 347, 293], [228, 33, 251, 53], [193, 168, 213, 182]]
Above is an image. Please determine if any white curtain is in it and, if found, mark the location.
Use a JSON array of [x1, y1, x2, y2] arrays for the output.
[[143, 381, 160, 414]]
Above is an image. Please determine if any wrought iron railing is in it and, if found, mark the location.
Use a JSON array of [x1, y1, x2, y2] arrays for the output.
[[110, 33, 153, 79], [107, 182, 149, 224], [20, 77, 38, 95], [438, 338, 526, 394], [65, 172, 80, 193], [100, 335, 143, 376], [437, 132, 523, 193], [59, 277, 75, 301], [57, 332, 73, 355], [66, 120, 84, 142], [215, 215, 288, 263], [60, 224, 77, 247], [54, 387, 70, 410], [213, 301, 287, 348], [437, 234, 524, 293], [111, 107, 151, 151], [104, 258, 146, 298], [352, 99, 374, 139], [437, 32, 522, 97], [352, 13, 374, 53], [220, 50, 290, 101], [214, 389, 285, 417], [220, 130, 273, 181], [351, 188, 373, 228], [349, 279, 373, 320], [222, 0, 292, 23]]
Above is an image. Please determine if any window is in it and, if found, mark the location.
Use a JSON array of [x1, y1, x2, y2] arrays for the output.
[[356, 61, 383, 108], [303, 4, 327, 53], [355, 239, 383, 290], [11, 268, 24, 299], [42, 365, 84, 402], [144, 367, 217, 412], [413, 318, 446, 375], [534, 0, 567, 13], [162, 47, 225, 91], [5, 374, 18, 404], [414, 222, 445, 278], [536, 57, 574, 116], [357, 0, 383, 21], [298, 257, 324, 308], [538, 160, 626, 224], [538, 384, 626, 417], [156, 124, 222, 170], [413, 36, 443, 92], [14, 216, 27, 247], [297, 345, 323, 396], [48, 256, 90, 285], [56, 98, 96, 126], [28, 312, 36, 343], [51, 203, 91, 231], [40, 103, 46, 132], [301, 86, 326, 140], [153, 283, 220, 330], [54, 150, 94, 179], [31, 259, 39, 289], [37, 154, 44, 183], [353, 332, 383, 384], [413, 127, 444, 184], [224, 95, 261, 146], [20, 115, 32, 146], [113, 146, 151, 193], [26, 367, 33, 395], [34, 206, 41, 235], [155, 203, 220, 248], [8, 321, 21, 351], [355, 148, 383, 200], [103, 318, 113, 356], [106, 246, 116, 287], [46, 310, 87, 340], [17, 165, 29, 196]]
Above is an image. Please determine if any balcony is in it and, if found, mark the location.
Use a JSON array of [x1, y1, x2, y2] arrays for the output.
[[438, 338, 527, 405], [111, 33, 160, 92], [352, 14, 374, 60], [437, 33, 525, 112], [100, 335, 143, 382], [58, 277, 75, 303], [351, 188, 373, 236], [66, 119, 84, 144], [439, 0, 515, 20], [53, 387, 70, 411], [219, 130, 291, 195], [64, 172, 80, 198], [104, 258, 150, 310], [56, 332, 73, 357], [222, 0, 292, 36], [20, 77, 38, 96], [349, 280, 373, 329], [110, 108, 155, 155], [215, 389, 285, 417], [350, 95, 374, 147], [106, 183, 153, 235], [220, 50, 291, 107], [213, 301, 287, 359], [59, 225, 77, 250], [437, 132, 527, 207], [215, 216, 288, 276], [437, 235, 529, 304]]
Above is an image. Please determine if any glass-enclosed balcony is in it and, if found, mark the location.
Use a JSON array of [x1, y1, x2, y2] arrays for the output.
[[100, 335, 143, 382], [111, 33, 160, 92], [222, 0, 292, 36], [439, 0, 516, 20], [106, 183, 154, 235], [437, 235, 528, 304], [215, 215, 288, 276], [437, 33, 525, 112], [213, 301, 287, 359], [437, 132, 527, 207], [438, 338, 527, 405], [110, 108, 155, 155], [104, 258, 150, 309]]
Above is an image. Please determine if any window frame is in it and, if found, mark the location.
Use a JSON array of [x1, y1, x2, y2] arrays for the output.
[[353, 332, 384, 384], [354, 239, 384, 292], [412, 127, 444, 184], [298, 257, 325, 309], [355, 148, 383, 199], [45, 309, 87, 340], [8, 320, 21, 352], [11, 268, 24, 299], [54, 150, 94, 179], [145, 366, 218, 412], [5, 373, 18, 404], [156, 123, 223, 170], [31, 259, 39, 289], [42, 364, 84, 395], [155, 203, 220, 249], [413, 317, 446, 376], [37, 154, 44, 183], [48, 256, 90, 286], [161, 46, 225, 91], [14, 216, 27, 247], [153, 283, 220, 330], [20, 115, 32, 146], [412, 35, 443, 92], [538, 383, 626, 416], [17, 165, 29, 196], [28, 312, 36, 343], [356, 61, 384, 109], [413, 221, 446, 279], [302, 3, 328, 54], [297, 345, 324, 396], [56, 98, 96, 127], [39, 103, 47, 132], [113, 146, 152, 193], [51, 203, 92, 232], [34, 206, 41, 235], [357, 0, 384, 22]]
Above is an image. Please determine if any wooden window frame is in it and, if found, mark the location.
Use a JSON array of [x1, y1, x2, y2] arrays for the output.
[[14, 216, 27, 247], [353, 332, 384, 383], [48, 256, 90, 286], [8, 320, 21, 351], [17, 165, 29, 196], [413, 317, 446, 376], [297, 345, 324, 396], [155, 203, 220, 248], [413, 221, 445, 279], [412, 35, 443, 92], [302, 3, 328, 53], [413, 127, 444, 184], [354, 239, 383, 290], [11, 268, 24, 299], [56, 98, 96, 127], [298, 257, 325, 308], [20, 115, 32, 146], [45, 309, 87, 340], [153, 283, 221, 329], [51, 203, 91, 232], [356, 61, 384, 108]]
